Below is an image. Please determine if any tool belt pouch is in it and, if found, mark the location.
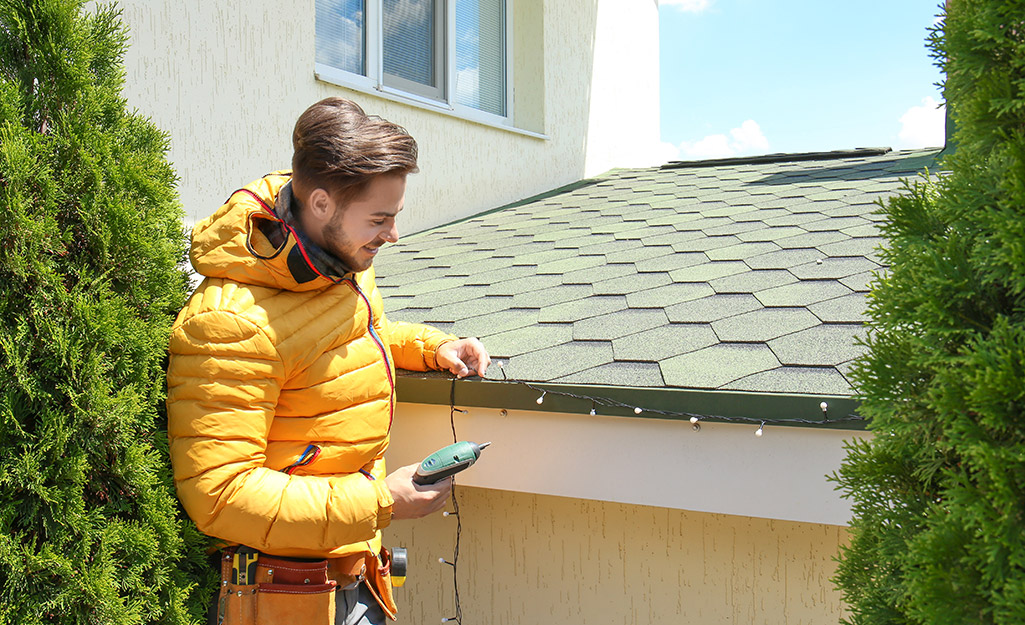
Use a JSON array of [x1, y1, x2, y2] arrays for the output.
[[363, 549, 399, 621], [218, 550, 336, 625]]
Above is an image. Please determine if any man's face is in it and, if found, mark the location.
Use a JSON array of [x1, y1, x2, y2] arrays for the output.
[[319, 174, 406, 272]]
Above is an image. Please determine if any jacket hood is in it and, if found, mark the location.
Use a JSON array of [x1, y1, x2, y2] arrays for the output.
[[190, 172, 342, 292]]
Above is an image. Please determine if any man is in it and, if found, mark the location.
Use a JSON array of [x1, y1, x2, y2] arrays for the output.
[[166, 97, 490, 625]]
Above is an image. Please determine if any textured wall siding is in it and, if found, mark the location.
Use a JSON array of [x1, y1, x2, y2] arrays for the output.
[[117, 0, 660, 235], [387, 488, 848, 624]]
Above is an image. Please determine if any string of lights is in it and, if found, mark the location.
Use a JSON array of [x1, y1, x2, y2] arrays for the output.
[[487, 362, 865, 436], [439, 380, 464, 624]]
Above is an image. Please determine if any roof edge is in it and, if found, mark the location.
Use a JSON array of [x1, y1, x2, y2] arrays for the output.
[[396, 375, 866, 431], [406, 177, 608, 237], [660, 147, 893, 170]]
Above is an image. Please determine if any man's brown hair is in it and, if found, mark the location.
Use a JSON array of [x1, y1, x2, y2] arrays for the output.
[[291, 98, 419, 207]]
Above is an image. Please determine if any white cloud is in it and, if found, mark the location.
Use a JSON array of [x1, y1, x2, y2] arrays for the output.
[[897, 96, 945, 149], [455, 67, 480, 108], [730, 120, 770, 152], [664, 119, 769, 162], [655, 141, 684, 164], [315, 0, 364, 72], [661, 0, 712, 13]]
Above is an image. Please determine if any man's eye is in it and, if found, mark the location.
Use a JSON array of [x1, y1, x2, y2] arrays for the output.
[[372, 220, 385, 226]]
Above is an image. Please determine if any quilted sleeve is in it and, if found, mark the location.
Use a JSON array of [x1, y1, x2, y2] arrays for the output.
[[166, 310, 394, 557], [376, 309, 458, 371]]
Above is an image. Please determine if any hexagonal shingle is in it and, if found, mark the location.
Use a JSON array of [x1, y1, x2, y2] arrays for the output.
[[791, 257, 879, 280], [555, 361, 665, 387], [840, 270, 881, 293], [711, 307, 820, 342], [562, 263, 635, 285], [539, 295, 628, 323], [774, 231, 848, 249], [420, 295, 515, 322], [745, 248, 822, 270], [633, 251, 708, 273], [709, 270, 798, 294], [808, 293, 869, 323], [503, 340, 614, 381], [612, 323, 718, 361], [626, 282, 715, 308], [485, 273, 566, 296], [818, 236, 886, 258], [511, 284, 592, 308], [592, 271, 672, 295], [661, 343, 781, 389], [670, 261, 749, 283], [449, 308, 539, 338], [665, 293, 762, 323], [705, 241, 781, 261], [535, 255, 608, 276], [482, 323, 573, 358], [723, 366, 853, 395], [573, 308, 668, 340], [606, 244, 673, 264], [768, 324, 867, 366], [735, 226, 808, 242], [755, 280, 853, 307]]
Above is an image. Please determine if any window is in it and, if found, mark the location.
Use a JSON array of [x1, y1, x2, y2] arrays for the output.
[[316, 0, 509, 120]]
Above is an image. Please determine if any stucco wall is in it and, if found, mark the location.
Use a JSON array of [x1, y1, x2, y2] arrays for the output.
[[117, 0, 660, 235], [386, 487, 848, 624]]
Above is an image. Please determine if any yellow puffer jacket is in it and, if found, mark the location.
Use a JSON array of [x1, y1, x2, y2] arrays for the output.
[[166, 172, 455, 558]]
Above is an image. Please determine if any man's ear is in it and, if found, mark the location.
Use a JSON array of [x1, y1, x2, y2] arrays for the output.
[[307, 188, 336, 222]]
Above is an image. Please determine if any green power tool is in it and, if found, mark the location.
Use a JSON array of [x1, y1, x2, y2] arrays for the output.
[[412, 441, 491, 485]]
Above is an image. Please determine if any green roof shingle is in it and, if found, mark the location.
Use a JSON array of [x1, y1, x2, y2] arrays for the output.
[[375, 148, 939, 396]]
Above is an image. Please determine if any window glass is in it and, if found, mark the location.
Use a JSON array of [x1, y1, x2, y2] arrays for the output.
[[316, 0, 366, 75], [383, 0, 438, 89], [455, 0, 505, 115]]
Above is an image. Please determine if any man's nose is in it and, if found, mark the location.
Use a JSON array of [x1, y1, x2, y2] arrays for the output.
[[383, 223, 399, 243]]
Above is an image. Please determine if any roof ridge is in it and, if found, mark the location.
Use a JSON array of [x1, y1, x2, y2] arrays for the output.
[[660, 147, 893, 170]]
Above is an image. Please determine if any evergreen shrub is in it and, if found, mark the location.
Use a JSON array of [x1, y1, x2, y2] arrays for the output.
[[0, 1, 211, 622], [834, 1, 1025, 624]]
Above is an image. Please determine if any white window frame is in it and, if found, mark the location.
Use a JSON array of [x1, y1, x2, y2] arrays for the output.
[[314, 0, 519, 132]]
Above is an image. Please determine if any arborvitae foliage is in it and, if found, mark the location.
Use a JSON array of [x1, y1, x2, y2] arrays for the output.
[[834, 2, 1025, 624], [0, 1, 212, 623]]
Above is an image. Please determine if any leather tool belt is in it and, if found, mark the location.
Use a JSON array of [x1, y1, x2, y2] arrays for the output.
[[216, 547, 398, 624]]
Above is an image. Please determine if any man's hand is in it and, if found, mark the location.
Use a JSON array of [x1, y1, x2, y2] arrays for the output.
[[436, 337, 491, 378], [386, 463, 452, 520]]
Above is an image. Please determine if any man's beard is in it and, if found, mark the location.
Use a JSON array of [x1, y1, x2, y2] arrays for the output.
[[323, 218, 380, 273]]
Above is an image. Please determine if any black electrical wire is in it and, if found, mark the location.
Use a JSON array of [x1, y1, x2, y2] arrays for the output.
[[446, 379, 463, 624], [490, 365, 864, 427]]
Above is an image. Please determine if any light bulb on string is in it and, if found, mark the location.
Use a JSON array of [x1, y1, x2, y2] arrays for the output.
[[633, 407, 643, 415], [536, 391, 546, 405], [820, 401, 828, 419], [755, 422, 764, 437]]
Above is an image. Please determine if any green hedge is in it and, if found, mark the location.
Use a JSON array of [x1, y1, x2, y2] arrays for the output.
[[834, 2, 1025, 624], [0, 1, 211, 623]]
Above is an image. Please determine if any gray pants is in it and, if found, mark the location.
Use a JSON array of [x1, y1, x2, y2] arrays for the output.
[[336, 583, 387, 625]]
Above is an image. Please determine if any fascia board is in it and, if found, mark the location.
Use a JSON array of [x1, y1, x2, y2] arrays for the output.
[[396, 375, 865, 431], [387, 400, 868, 526]]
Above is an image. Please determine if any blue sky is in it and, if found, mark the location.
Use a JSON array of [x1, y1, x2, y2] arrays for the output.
[[659, 1, 946, 161]]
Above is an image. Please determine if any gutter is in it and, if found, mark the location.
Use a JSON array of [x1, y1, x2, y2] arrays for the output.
[[396, 374, 865, 431]]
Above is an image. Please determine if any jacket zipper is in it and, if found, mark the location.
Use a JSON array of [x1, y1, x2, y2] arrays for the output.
[[346, 278, 395, 428]]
